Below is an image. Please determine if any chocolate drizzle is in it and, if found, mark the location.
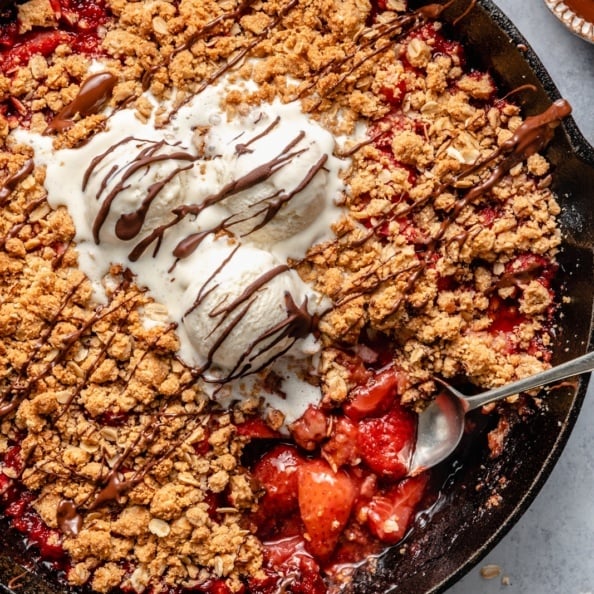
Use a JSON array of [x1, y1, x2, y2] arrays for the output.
[[0, 278, 84, 417], [294, 0, 466, 107], [235, 116, 281, 155], [56, 414, 204, 535], [330, 99, 572, 319], [186, 261, 317, 381], [243, 154, 329, 238], [169, 228, 318, 381], [209, 265, 290, 319], [56, 499, 83, 536], [0, 159, 34, 206], [45, 72, 118, 134], [0, 195, 46, 250], [141, 0, 257, 91], [0, 278, 137, 419], [442, 99, 571, 213], [127, 131, 309, 262], [233, 292, 315, 378], [83, 136, 198, 244], [220, 291, 315, 383], [162, 0, 298, 125], [188, 246, 242, 318]]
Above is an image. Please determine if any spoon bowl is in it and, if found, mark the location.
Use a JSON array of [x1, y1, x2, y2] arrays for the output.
[[410, 350, 594, 474]]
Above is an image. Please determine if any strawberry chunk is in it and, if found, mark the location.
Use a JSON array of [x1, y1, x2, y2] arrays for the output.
[[252, 444, 305, 527], [262, 534, 308, 567], [297, 459, 357, 561], [2, 444, 23, 473], [1, 31, 73, 71], [344, 365, 405, 421], [365, 474, 429, 544], [356, 402, 416, 479], [289, 405, 328, 451], [379, 79, 408, 107], [236, 417, 281, 440], [258, 536, 326, 594]]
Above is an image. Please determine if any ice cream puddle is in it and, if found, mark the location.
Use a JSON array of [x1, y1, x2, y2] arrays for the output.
[[18, 76, 349, 423]]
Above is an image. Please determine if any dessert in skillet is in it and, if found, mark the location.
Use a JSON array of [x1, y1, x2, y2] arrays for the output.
[[0, 0, 569, 592]]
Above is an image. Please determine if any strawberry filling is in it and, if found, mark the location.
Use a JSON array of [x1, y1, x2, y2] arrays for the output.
[[0, 0, 111, 123], [0, 1, 109, 72], [240, 361, 429, 592]]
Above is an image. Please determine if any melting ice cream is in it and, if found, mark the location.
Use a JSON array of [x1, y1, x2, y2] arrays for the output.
[[19, 76, 348, 421]]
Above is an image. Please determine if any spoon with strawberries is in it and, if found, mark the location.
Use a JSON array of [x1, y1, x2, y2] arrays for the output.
[[410, 349, 594, 475]]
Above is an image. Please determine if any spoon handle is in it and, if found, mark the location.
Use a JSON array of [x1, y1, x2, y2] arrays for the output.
[[464, 350, 594, 411]]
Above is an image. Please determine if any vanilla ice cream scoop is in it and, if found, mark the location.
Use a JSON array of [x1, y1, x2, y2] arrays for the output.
[[83, 136, 197, 245], [198, 100, 344, 259], [206, 102, 336, 245], [181, 239, 320, 377]]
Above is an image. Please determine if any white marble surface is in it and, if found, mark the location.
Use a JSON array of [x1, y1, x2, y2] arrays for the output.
[[447, 1, 594, 593]]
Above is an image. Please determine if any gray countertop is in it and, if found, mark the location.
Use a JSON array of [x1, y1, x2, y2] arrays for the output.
[[447, 1, 594, 593]]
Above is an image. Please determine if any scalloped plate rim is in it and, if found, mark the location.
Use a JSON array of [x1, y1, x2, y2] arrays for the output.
[[543, 0, 594, 44]]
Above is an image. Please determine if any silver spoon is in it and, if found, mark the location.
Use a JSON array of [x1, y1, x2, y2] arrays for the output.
[[409, 350, 594, 475]]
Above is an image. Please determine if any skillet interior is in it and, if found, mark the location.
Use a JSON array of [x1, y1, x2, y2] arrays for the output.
[[1, 1, 594, 593]]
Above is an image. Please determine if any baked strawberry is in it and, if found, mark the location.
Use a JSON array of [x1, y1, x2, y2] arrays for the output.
[[344, 365, 405, 421], [289, 405, 329, 451], [488, 295, 526, 342], [236, 417, 282, 440], [6, 492, 64, 559], [365, 474, 429, 544], [297, 459, 358, 560], [379, 78, 408, 107], [1, 31, 73, 71], [29, 516, 64, 560], [262, 534, 307, 567], [253, 444, 305, 521], [2, 444, 23, 473], [0, 472, 12, 498], [259, 536, 326, 594], [291, 553, 327, 594], [356, 402, 416, 479]]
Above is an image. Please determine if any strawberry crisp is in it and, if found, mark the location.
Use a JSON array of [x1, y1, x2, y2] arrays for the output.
[[0, 0, 569, 593]]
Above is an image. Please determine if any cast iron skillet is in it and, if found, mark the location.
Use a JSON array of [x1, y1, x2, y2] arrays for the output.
[[1, 1, 594, 593]]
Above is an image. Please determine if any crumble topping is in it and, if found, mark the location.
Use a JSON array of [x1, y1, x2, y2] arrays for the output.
[[0, 0, 566, 592]]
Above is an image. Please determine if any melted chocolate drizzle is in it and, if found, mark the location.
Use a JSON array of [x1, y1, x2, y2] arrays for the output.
[[57, 414, 204, 535], [0, 196, 46, 250], [331, 99, 572, 319], [45, 72, 118, 134], [141, 0, 257, 91], [243, 154, 329, 238], [83, 136, 198, 244], [128, 131, 308, 262], [0, 278, 138, 419], [0, 159, 34, 207], [186, 260, 317, 381], [56, 499, 83, 536], [162, 0, 299, 125], [295, 0, 465, 107]]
